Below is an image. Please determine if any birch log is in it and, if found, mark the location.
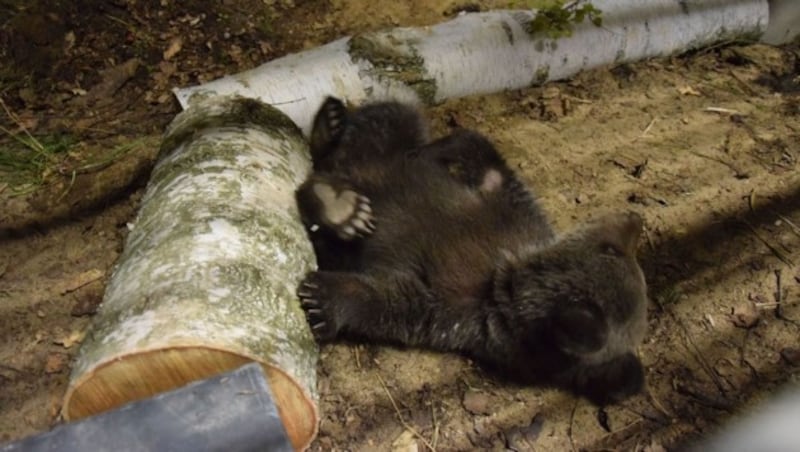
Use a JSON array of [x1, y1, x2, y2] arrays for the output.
[[62, 97, 318, 450], [762, 0, 800, 44], [174, 0, 768, 135]]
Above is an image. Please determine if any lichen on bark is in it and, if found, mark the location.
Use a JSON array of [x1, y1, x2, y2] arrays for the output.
[[348, 32, 439, 105]]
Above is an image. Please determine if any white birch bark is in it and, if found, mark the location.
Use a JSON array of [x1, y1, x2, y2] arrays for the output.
[[62, 96, 318, 451], [173, 0, 768, 135], [763, 0, 800, 44]]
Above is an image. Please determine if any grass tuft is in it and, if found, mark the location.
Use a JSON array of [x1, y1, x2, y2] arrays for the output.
[[0, 98, 142, 196]]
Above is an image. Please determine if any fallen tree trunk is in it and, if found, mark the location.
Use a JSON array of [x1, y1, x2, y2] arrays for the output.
[[762, 0, 800, 44], [62, 96, 319, 450], [174, 0, 769, 134]]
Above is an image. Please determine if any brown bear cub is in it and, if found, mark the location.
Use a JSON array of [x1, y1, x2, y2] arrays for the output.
[[295, 96, 649, 405]]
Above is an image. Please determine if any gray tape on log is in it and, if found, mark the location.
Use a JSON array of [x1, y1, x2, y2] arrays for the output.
[[2, 363, 292, 452]]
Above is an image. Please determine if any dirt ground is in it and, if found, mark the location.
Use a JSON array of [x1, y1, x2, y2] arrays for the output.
[[1, 1, 799, 450]]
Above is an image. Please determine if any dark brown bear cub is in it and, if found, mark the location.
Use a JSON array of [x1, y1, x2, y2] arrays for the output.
[[295, 96, 649, 405]]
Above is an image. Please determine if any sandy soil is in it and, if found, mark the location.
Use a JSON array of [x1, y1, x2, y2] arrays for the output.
[[1, 1, 799, 450]]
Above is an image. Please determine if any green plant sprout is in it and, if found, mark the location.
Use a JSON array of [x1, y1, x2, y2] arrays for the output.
[[510, 0, 603, 38]]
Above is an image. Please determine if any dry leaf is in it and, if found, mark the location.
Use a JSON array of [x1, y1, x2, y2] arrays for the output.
[[643, 440, 668, 452], [163, 37, 183, 60], [45, 353, 69, 374], [12, 114, 39, 132], [463, 390, 492, 415], [158, 60, 177, 77], [731, 301, 759, 328], [678, 85, 701, 96], [49, 393, 62, 420], [71, 58, 140, 108], [780, 347, 800, 366], [65, 30, 76, 50], [391, 430, 418, 452], [53, 330, 86, 349]]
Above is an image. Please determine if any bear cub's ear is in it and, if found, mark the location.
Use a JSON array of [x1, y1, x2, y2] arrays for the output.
[[552, 301, 609, 355]]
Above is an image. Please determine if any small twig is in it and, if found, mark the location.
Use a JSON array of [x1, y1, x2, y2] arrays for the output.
[[376, 374, 435, 451], [704, 106, 743, 116], [642, 384, 674, 422], [72, 159, 117, 175], [431, 404, 440, 450], [594, 418, 645, 444], [775, 269, 783, 316], [772, 269, 798, 326], [641, 117, 656, 137], [689, 38, 755, 57], [567, 399, 579, 452], [689, 150, 747, 178], [674, 383, 733, 412], [746, 189, 756, 212], [353, 346, 361, 370], [776, 213, 800, 237], [270, 97, 306, 106], [673, 311, 727, 394], [728, 69, 760, 96], [633, 117, 656, 143], [741, 220, 794, 266], [622, 401, 671, 427], [54, 170, 77, 204]]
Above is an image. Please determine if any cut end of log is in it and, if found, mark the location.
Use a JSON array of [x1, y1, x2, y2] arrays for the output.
[[62, 346, 318, 451]]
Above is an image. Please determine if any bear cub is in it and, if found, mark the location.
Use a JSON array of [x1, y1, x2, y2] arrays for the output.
[[295, 96, 649, 405]]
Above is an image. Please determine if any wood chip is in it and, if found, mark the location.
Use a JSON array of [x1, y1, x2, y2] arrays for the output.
[[44, 353, 69, 374], [71, 58, 140, 108], [678, 85, 702, 96], [704, 107, 742, 115], [731, 300, 759, 328], [53, 330, 86, 349], [642, 440, 668, 452], [391, 430, 418, 452], [163, 37, 183, 60], [463, 390, 492, 415]]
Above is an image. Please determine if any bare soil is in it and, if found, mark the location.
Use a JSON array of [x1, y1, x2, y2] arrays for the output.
[[1, 1, 799, 450]]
